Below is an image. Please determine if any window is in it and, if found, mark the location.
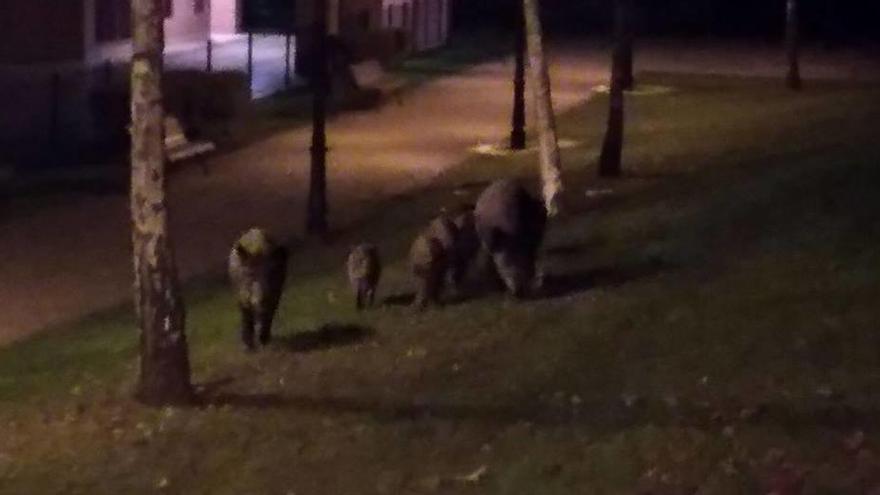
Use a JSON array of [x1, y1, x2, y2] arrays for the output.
[[95, 0, 132, 42]]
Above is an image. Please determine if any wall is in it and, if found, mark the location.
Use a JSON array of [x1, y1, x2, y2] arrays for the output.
[[211, 0, 240, 36], [340, 0, 384, 32], [0, 0, 86, 65], [382, 0, 449, 51], [85, 0, 213, 64], [165, 0, 212, 45]]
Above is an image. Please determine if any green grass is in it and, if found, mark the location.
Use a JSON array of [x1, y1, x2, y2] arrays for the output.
[[2, 73, 880, 494]]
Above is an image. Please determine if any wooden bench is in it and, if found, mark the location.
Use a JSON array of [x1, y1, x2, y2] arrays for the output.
[[164, 115, 216, 172], [349, 59, 407, 104]]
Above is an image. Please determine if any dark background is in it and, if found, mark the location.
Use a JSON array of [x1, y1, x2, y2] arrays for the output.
[[453, 0, 880, 43], [240, 0, 298, 33]]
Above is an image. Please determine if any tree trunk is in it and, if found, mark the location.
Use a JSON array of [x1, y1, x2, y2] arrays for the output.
[[307, 0, 329, 235], [130, 0, 192, 406], [599, 0, 628, 178], [785, 0, 802, 90], [509, 0, 526, 150], [522, 0, 563, 216], [619, 0, 635, 91]]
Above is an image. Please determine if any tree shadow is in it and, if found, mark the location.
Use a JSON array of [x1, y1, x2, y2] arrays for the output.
[[195, 390, 880, 437], [275, 323, 374, 353], [382, 290, 477, 309], [203, 392, 293, 409], [201, 391, 586, 425], [544, 239, 602, 258], [193, 376, 236, 395], [621, 170, 688, 180], [382, 292, 416, 307], [537, 260, 668, 300]]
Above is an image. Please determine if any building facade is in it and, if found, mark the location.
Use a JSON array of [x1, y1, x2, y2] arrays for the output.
[[0, 0, 240, 148], [382, 0, 450, 52], [0, 0, 235, 68], [0, 0, 452, 151]]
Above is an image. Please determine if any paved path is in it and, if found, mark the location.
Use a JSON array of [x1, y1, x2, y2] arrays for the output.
[[1, 41, 878, 345]]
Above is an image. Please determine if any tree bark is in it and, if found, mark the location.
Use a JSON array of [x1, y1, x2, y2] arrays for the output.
[[522, 0, 563, 216], [130, 0, 193, 405], [509, 0, 526, 150], [618, 0, 635, 91], [599, 0, 628, 178], [307, 0, 329, 235], [785, 0, 802, 90]]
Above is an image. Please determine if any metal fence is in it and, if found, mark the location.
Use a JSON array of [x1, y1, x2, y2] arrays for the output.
[[0, 34, 300, 159], [165, 34, 298, 98]]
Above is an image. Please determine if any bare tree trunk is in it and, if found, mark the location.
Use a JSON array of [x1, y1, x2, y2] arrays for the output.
[[599, 0, 628, 178], [785, 0, 802, 90], [509, 0, 527, 150], [522, 0, 563, 216], [130, 0, 192, 405], [307, 0, 329, 235], [619, 0, 635, 91]]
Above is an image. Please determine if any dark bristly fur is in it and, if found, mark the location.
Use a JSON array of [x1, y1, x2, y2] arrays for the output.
[[474, 180, 547, 298], [410, 231, 449, 310], [228, 228, 288, 350], [450, 204, 480, 290], [347, 244, 382, 310]]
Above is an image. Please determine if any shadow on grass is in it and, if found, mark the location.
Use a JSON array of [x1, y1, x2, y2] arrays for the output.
[[538, 260, 668, 300], [382, 293, 416, 307], [204, 392, 587, 425], [380, 259, 665, 307], [382, 290, 483, 309], [621, 170, 690, 180], [545, 239, 603, 258], [275, 323, 375, 353], [200, 391, 880, 435]]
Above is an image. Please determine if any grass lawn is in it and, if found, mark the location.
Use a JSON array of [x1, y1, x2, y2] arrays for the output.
[[1, 72, 880, 494]]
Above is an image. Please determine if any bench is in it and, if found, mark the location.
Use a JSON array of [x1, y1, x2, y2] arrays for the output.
[[164, 115, 216, 172], [349, 59, 407, 104]]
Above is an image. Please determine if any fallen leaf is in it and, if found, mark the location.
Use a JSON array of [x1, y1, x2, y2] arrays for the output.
[[455, 465, 488, 484], [405, 347, 427, 359], [621, 393, 641, 408], [845, 430, 866, 453], [815, 385, 835, 399]]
